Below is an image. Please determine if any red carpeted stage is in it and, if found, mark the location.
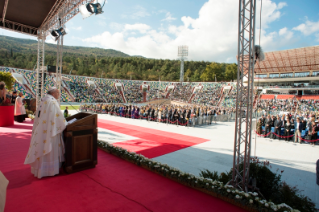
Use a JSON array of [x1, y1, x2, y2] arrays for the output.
[[0, 119, 245, 212]]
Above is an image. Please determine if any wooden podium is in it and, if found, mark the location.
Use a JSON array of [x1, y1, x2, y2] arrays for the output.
[[63, 112, 98, 174]]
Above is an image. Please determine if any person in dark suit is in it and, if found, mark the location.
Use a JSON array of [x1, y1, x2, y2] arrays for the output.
[[264, 115, 272, 137], [284, 118, 292, 141], [260, 115, 266, 127], [294, 117, 303, 143], [274, 116, 283, 139]]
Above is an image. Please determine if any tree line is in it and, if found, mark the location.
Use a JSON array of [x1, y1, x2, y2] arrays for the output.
[[0, 50, 237, 82]]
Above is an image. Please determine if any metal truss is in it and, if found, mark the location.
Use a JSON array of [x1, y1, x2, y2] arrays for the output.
[[41, 0, 94, 30], [232, 0, 256, 191], [0, 19, 38, 36], [0, 0, 93, 36], [55, 11, 66, 105], [36, 30, 46, 110], [34, 0, 94, 106]]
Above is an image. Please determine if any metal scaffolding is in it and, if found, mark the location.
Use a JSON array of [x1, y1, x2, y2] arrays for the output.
[[36, 30, 46, 109], [33, 0, 94, 107], [232, 0, 256, 191]]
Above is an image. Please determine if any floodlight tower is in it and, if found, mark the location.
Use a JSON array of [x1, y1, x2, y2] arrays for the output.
[[178, 46, 188, 82]]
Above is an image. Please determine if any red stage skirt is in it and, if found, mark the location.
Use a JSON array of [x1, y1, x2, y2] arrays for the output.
[[0, 105, 14, 127]]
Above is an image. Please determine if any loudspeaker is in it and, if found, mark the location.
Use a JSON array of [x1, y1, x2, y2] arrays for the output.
[[47, 65, 56, 73]]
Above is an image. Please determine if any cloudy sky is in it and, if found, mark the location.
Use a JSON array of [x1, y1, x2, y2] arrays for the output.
[[1, 0, 318, 62]]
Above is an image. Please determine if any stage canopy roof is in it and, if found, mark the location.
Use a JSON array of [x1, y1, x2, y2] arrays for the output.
[[255, 46, 319, 74], [0, 0, 92, 36]]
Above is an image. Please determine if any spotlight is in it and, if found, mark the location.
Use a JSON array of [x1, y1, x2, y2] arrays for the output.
[[254, 45, 265, 64], [79, 1, 105, 19], [50, 27, 67, 41]]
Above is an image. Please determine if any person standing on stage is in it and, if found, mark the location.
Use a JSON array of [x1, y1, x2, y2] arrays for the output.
[[24, 87, 66, 179], [14, 92, 26, 121]]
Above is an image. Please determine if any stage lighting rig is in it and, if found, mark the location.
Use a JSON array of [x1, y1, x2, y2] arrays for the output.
[[79, 0, 106, 19], [50, 27, 67, 41]]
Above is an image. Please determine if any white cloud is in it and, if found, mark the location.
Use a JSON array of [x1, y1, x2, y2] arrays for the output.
[[161, 12, 176, 22], [109, 22, 123, 31], [122, 6, 150, 19], [124, 23, 151, 33], [83, 0, 291, 62], [293, 19, 319, 36], [278, 27, 293, 39]]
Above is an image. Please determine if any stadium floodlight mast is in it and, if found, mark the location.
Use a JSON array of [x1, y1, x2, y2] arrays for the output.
[[178, 45, 188, 82], [231, 0, 257, 191]]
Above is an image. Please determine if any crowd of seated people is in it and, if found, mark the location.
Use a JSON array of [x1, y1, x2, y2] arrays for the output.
[[96, 83, 123, 103], [192, 83, 224, 106], [124, 81, 143, 103], [170, 83, 193, 102]]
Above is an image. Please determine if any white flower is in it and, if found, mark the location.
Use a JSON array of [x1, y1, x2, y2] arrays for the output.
[[232, 190, 235, 193], [161, 167, 164, 170], [212, 186, 215, 189], [255, 197, 259, 201], [206, 183, 209, 186], [252, 192, 258, 196], [249, 199, 253, 204], [265, 203, 269, 207], [245, 193, 249, 197], [195, 181, 198, 183], [227, 189, 231, 193], [235, 195, 241, 199]]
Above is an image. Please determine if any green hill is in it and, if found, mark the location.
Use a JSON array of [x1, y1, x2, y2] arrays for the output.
[[0, 35, 237, 82], [0, 35, 130, 57]]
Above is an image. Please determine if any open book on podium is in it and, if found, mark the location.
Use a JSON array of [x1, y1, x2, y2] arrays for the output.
[[63, 112, 98, 174]]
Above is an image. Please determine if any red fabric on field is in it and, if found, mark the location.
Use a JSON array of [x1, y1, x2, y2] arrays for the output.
[[0, 120, 245, 212], [98, 119, 209, 158]]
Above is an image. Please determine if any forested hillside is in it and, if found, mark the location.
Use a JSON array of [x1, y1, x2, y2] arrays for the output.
[[0, 35, 237, 82]]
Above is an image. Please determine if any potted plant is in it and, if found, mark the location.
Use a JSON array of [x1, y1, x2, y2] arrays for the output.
[[0, 72, 15, 127]]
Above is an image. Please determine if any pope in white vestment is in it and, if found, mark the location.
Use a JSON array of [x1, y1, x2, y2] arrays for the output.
[[24, 87, 67, 179]]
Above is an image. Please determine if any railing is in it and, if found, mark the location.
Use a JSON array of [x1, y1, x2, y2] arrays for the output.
[[255, 74, 319, 80]]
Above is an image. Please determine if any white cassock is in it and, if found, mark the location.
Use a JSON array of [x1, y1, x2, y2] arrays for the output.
[[24, 94, 66, 179], [14, 96, 26, 116]]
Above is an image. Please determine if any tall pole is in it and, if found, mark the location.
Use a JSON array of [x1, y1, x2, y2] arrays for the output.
[[180, 57, 184, 82], [232, 0, 256, 191], [36, 29, 46, 110], [55, 9, 65, 105], [178, 46, 188, 83]]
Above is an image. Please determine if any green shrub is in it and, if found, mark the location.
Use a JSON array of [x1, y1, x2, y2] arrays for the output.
[[0, 72, 15, 91], [200, 162, 318, 212]]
